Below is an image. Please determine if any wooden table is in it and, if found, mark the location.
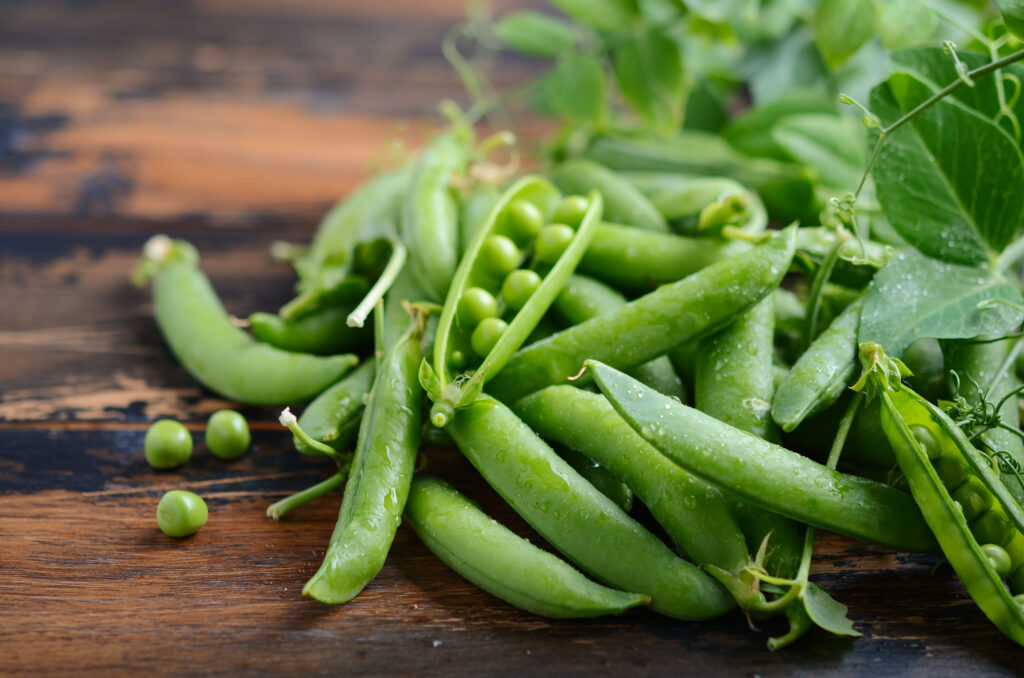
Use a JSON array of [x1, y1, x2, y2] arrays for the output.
[[2, 1, 1022, 674]]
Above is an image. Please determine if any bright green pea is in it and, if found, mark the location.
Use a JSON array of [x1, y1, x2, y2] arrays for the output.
[[974, 510, 1013, 547], [205, 409, 250, 461], [501, 269, 542, 311], [505, 199, 544, 244], [935, 455, 968, 491], [449, 349, 468, 371], [535, 224, 576, 264], [156, 490, 208, 537], [471, 317, 508, 357], [981, 543, 1013, 578], [552, 195, 589, 228], [480, 235, 521, 278], [458, 287, 499, 326], [910, 424, 942, 460], [952, 476, 993, 522], [144, 419, 193, 469]]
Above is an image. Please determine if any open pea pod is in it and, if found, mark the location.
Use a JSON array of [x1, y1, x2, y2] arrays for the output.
[[855, 342, 1024, 646], [422, 176, 603, 426]]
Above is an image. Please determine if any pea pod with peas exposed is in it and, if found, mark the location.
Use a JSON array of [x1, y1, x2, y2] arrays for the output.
[[135, 236, 359, 407], [588, 359, 938, 553], [854, 343, 1024, 646]]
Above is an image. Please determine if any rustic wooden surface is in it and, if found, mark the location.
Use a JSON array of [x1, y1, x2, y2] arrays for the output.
[[2, 1, 1024, 675]]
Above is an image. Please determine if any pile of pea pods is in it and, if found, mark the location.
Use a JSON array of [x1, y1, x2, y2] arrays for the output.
[[136, 121, 1024, 649]]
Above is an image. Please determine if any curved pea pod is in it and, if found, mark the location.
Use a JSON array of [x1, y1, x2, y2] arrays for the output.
[[401, 132, 470, 301], [303, 317, 424, 604], [621, 172, 768, 235], [459, 181, 501, 254], [855, 343, 1024, 646], [294, 361, 376, 457], [405, 474, 649, 618], [557, 446, 633, 512], [249, 305, 371, 356], [553, 158, 667, 232], [281, 168, 409, 319], [772, 295, 864, 433], [579, 222, 738, 292], [588, 360, 938, 553], [487, 226, 797, 404], [448, 396, 735, 620], [139, 237, 358, 406], [513, 386, 749, 574], [943, 338, 1024, 504], [425, 176, 603, 426]]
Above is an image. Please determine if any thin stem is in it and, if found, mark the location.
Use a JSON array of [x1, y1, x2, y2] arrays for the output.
[[803, 239, 842, 349], [347, 240, 408, 328], [266, 470, 348, 520], [278, 407, 343, 459]]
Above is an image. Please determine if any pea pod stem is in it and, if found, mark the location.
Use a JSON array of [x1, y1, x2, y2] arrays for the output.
[[279, 407, 343, 459], [266, 471, 348, 520], [346, 239, 408, 328]]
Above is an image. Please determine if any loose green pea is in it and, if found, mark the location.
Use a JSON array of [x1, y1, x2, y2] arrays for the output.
[[144, 419, 193, 470], [458, 286, 499, 326], [471, 317, 508, 357], [952, 477, 993, 522], [501, 269, 542, 311], [974, 510, 1013, 547], [935, 455, 968, 491], [910, 424, 942, 460], [505, 199, 544, 244], [480, 235, 521, 277], [552, 195, 589, 227], [205, 409, 250, 461], [535, 224, 576, 264], [156, 490, 208, 537], [981, 543, 1013, 578], [449, 349, 468, 371]]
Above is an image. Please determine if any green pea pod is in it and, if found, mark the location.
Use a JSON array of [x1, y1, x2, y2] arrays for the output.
[[426, 176, 603, 426], [943, 338, 1024, 504], [303, 316, 424, 604], [249, 305, 370, 356], [488, 226, 797, 404], [402, 132, 470, 301], [406, 474, 648, 618], [459, 182, 501, 254], [281, 168, 409, 319], [294, 361, 376, 457], [622, 172, 767, 235], [557, 445, 633, 512], [449, 396, 735, 620], [588, 359, 938, 553], [579, 223, 737, 292], [553, 158, 667, 231], [855, 343, 1024, 646], [554, 274, 685, 401], [772, 295, 864, 433], [139, 237, 358, 406], [695, 297, 804, 579], [513, 386, 749, 573]]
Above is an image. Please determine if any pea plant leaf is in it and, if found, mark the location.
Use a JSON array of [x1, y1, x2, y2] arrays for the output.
[[877, 0, 936, 51], [812, 0, 875, 70], [771, 113, 865, 190], [613, 27, 685, 132], [995, 0, 1024, 41], [545, 54, 607, 125], [495, 11, 578, 58], [801, 583, 860, 638], [859, 249, 1024, 356], [870, 72, 1024, 265], [549, 0, 638, 33]]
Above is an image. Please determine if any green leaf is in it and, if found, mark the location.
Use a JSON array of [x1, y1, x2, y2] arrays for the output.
[[545, 55, 607, 124], [995, 0, 1024, 40], [743, 28, 829, 105], [613, 27, 685, 132], [495, 11, 577, 58], [870, 72, 1024, 264], [877, 0, 937, 50], [891, 47, 1024, 142], [859, 249, 1024, 356], [801, 583, 861, 638], [812, 0, 875, 70], [549, 0, 638, 32], [771, 114, 865, 189]]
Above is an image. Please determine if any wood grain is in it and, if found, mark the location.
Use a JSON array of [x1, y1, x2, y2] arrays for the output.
[[3, 0, 1024, 675]]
